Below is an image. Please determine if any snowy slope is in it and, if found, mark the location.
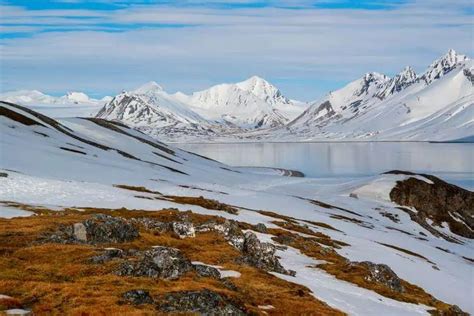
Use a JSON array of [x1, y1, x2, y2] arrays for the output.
[[280, 50, 474, 142], [1, 102, 473, 314]]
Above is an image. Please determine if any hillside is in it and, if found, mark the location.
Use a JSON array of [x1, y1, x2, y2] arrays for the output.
[[0, 102, 472, 315]]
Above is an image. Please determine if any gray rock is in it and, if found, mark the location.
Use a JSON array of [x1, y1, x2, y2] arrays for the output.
[[78, 214, 139, 244], [241, 231, 295, 276], [193, 264, 221, 279], [172, 221, 195, 239], [130, 217, 170, 232], [355, 261, 404, 293], [73, 223, 87, 242], [43, 214, 138, 245], [121, 289, 153, 305], [116, 246, 192, 280], [158, 289, 246, 315]]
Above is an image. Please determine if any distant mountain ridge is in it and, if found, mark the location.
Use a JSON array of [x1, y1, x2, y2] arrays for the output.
[[282, 49, 473, 142], [2, 49, 472, 142]]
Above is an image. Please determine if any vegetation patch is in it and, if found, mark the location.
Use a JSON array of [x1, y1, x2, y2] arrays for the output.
[[0, 207, 343, 315]]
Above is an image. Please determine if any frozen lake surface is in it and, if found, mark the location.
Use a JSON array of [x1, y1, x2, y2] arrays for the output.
[[177, 142, 474, 190]]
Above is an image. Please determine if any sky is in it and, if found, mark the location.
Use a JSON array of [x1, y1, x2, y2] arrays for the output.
[[0, 0, 472, 101]]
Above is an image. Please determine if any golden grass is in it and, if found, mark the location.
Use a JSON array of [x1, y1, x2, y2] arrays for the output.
[[0, 208, 343, 315]]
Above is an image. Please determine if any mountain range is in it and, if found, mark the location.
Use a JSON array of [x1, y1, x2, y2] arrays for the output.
[[1, 49, 472, 142]]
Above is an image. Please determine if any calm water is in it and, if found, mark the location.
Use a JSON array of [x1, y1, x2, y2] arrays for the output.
[[177, 142, 474, 190]]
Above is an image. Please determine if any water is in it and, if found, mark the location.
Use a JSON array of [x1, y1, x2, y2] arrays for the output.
[[177, 142, 474, 190]]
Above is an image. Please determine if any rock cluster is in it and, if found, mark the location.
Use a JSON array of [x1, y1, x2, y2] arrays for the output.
[[240, 231, 295, 276], [349, 261, 404, 293], [116, 246, 193, 280], [47, 214, 139, 244], [198, 220, 294, 276]]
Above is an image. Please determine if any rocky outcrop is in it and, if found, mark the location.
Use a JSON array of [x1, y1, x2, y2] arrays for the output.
[[354, 262, 404, 293], [157, 289, 246, 315], [240, 232, 295, 276], [46, 214, 139, 244], [172, 221, 195, 239], [197, 220, 294, 276], [116, 246, 193, 280], [386, 171, 474, 239]]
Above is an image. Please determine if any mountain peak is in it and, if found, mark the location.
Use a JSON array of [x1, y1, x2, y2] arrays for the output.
[[398, 66, 417, 81], [421, 49, 469, 84], [64, 91, 90, 102], [236, 75, 291, 106], [133, 81, 164, 95]]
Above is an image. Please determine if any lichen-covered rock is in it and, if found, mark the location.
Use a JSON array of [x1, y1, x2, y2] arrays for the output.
[[44, 214, 139, 245], [121, 290, 153, 305], [355, 261, 404, 293], [116, 246, 192, 280], [193, 264, 221, 279], [130, 217, 170, 232], [172, 221, 195, 239], [157, 289, 246, 315], [90, 248, 124, 264], [197, 220, 246, 250], [241, 232, 295, 276]]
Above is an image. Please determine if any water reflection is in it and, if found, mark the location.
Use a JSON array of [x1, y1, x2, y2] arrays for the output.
[[177, 142, 474, 189]]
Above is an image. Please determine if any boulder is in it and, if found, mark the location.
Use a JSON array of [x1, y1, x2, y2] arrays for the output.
[[45, 214, 139, 245], [354, 261, 404, 293], [157, 289, 246, 315], [193, 264, 221, 279], [116, 246, 192, 280], [121, 290, 153, 305], [172, 221, 195, 239], [241, 232, 295, 276]]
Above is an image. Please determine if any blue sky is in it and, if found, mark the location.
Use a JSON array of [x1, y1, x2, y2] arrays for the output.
[[0, 0, 472, 100]]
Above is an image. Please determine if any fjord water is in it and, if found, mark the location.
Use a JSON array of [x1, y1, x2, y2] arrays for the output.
[[178, 142, 474, 190]]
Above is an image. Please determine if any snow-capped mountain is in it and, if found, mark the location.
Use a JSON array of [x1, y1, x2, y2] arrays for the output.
[[0, 89, 110, 118], [96, 82, 217, 141], [3, 50, 472, 142], [420, 49, 468, 85], [180, 76, 305, 128], [96, 77, 307, 140], [0, 90, 107, 106], [283, 49, 473, 142]]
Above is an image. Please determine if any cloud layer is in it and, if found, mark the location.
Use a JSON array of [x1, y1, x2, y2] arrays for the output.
[[1, 0, 473, 100]]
